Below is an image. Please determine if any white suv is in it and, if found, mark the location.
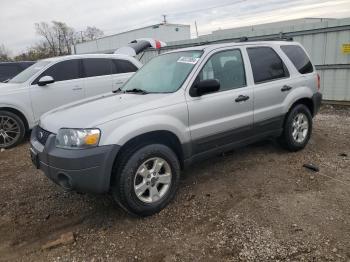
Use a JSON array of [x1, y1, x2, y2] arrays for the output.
[[0, 54, 142, 148]]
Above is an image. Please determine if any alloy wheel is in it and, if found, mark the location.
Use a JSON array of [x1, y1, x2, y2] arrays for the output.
[[292, 113, 309, 143], [0, 115, 21, 148], [133, 157, 172, 203]]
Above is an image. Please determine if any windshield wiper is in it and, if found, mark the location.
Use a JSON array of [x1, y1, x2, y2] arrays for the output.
[[112, 87, 123, 94], [124, 88, 149, 95]]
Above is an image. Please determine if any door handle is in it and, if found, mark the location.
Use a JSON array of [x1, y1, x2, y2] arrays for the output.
[[281, 85, 292, 92], [115, 81, 124, 85], [72, 87, 82, 91], [235, 95, 250, 102]]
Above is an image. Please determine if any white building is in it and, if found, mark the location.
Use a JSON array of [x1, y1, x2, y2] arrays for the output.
[[73, 23, 191, 54]]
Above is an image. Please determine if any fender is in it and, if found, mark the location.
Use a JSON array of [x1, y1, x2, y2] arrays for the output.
[[282, 85, 314, 114], [100, 113, 191, 147], [0, 102, 34, 129]]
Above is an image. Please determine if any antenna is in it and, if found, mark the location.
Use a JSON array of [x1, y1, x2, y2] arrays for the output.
[[162, 14, 167, 24]]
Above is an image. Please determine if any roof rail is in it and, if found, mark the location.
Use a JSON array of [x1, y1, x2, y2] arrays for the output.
[[238, 34, 293, 42]]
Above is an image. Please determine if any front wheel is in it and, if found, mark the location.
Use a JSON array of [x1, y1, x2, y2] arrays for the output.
[[0, 111, 26, 149], [280, 104, 313, 152], [112, 144, 180, 217]]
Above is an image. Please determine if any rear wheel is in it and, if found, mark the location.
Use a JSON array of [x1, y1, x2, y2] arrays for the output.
[[112, 144, 180, 217], [280, 104, 312, 152], [0, 111, 26, 149]]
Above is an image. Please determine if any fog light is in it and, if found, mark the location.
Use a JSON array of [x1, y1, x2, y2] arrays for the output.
[[57, 173, 73, 190]]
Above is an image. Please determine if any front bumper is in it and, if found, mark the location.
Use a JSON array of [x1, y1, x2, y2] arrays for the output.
[[312, 92, 322, 116], [30, 126, 120, 194]]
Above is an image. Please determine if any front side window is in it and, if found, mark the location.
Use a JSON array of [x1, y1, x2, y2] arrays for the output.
[[281, 45, 313, 74], [33, 60, 81, 84], [9, 60, 51, 84], [122, 51, 203, 93], [83, 58, 113, 77], [197, 49, 246, 92], [247, 47, 289, 84]]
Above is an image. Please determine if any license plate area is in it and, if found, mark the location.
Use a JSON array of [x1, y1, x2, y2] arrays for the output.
[[30, 148, 40, 169]]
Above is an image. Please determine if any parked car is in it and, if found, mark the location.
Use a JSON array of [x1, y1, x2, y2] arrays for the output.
[[0, 61, 35, 82], [0, 54, 142, 148], [30, 41, 322, 216]]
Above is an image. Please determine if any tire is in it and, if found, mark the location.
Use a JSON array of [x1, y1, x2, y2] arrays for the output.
[[0, 110, 26, 149], [280, 104, 312, 152], [112, 144, 180, 217]]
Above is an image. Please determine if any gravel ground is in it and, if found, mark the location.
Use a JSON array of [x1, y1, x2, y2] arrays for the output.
[[0, 105, 349, 262]]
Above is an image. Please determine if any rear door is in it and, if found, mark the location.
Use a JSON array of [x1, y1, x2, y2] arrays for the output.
[[111, 59, 138, 91], [186, 48, 254, 155], [247, 46, 293, 130], [82, 58, 113, 97], [30, 59, 84, 121]]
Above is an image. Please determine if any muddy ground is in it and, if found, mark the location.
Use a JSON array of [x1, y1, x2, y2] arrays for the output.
[[0, 105, 349, 262]]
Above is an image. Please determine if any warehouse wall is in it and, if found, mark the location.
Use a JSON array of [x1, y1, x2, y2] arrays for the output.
[[138, 18, 350, 102], [74, 24, 190, 54]]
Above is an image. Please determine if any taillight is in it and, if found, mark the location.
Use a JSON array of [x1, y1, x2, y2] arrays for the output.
[[317, 73, 320, 91]]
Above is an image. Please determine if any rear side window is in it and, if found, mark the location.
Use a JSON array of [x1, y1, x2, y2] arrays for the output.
[[113, 59, 138, 73], [281, 45, 313, 74], [34, 59, 81, 84], [247, 47, 289, 83], [83, 58, 113, 77]]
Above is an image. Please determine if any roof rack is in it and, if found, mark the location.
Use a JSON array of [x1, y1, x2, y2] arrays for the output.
[[238, 33, 293, 42]]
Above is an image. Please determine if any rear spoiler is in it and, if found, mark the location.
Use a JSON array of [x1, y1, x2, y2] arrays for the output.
[[114, 38, 167, 57]]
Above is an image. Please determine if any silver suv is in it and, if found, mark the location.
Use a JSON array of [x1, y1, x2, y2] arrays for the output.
[[30, 41, 322, 216]]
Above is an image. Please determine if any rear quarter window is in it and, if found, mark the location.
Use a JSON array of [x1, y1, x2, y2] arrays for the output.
[[281, 45, 314, 74], [113, 59, 138, 73]]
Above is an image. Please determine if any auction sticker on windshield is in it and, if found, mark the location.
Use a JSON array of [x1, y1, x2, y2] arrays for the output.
[[177, 57, 200, 64]]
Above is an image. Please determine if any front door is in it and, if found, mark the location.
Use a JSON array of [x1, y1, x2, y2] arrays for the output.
[[30, 59, 84, 122], [186, 48, 254, 155]]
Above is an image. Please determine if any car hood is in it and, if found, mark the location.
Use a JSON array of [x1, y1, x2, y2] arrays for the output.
[[40, 92, 175, 133]]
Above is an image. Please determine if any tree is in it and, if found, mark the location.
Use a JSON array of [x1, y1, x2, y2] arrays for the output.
[[35, 21, 77, 56], [52, 21, 76, 54], [83, 26, 104, 41], [35, 22, 58, 56], [0, 44, 12, 62], [14, 41, 53, 61], [21, 21, 104, 59]]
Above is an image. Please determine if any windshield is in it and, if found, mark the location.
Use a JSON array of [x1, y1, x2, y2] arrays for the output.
[[122, 51, 203, 93], [9, 60, 51, 83]]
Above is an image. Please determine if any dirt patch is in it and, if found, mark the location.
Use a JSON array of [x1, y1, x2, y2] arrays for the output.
[[0, 105, 349, 261]]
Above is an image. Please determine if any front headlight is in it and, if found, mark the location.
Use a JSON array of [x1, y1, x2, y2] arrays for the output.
[[56, 128, 101, 149]]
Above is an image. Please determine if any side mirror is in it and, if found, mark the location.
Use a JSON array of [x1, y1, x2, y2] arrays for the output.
[[191, 79, 220, 97], [38, 76, 54, 86]]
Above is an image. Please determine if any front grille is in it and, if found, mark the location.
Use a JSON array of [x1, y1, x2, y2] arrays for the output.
[[36, 127, 52, 145]]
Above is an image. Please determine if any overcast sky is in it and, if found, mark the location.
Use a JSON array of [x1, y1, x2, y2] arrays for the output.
[[1, 0, 350, 55]]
